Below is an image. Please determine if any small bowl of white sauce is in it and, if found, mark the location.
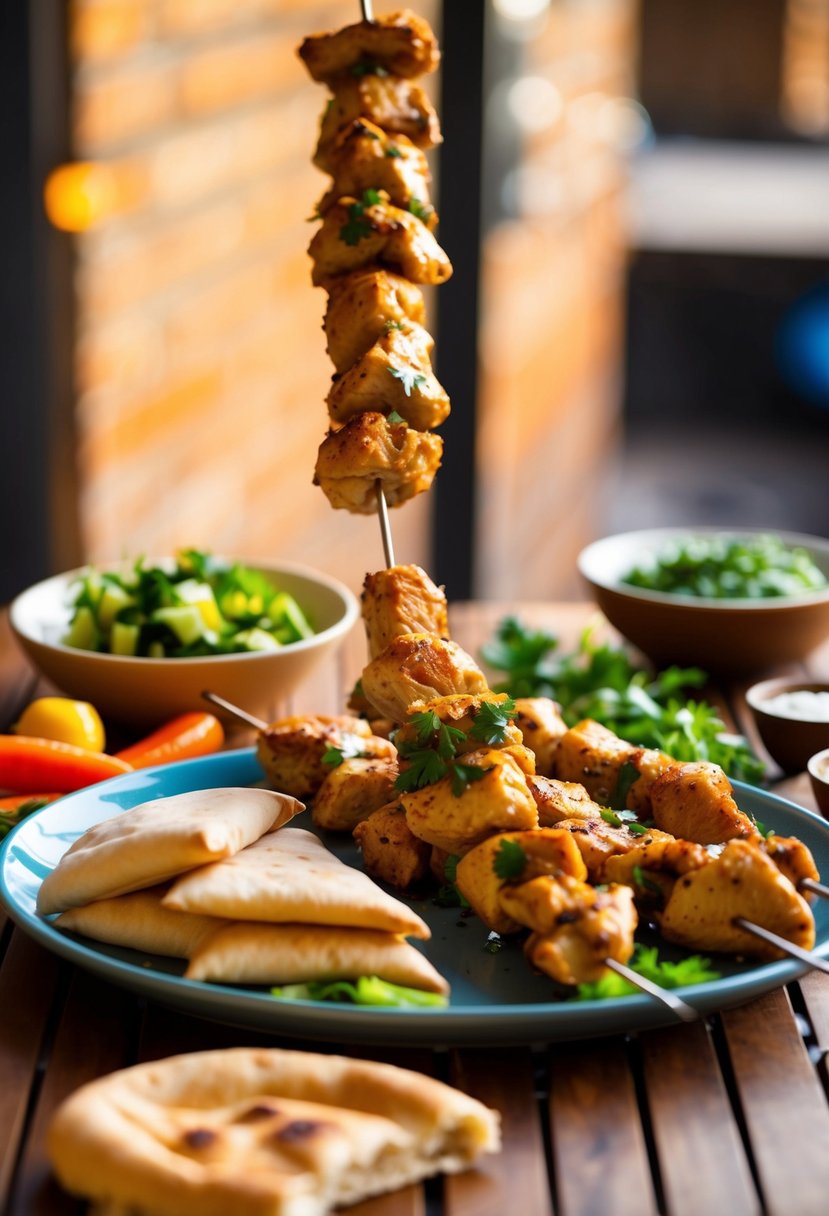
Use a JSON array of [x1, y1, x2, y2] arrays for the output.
[[746, 678, 829, 775], [807, 746, 829, 819]]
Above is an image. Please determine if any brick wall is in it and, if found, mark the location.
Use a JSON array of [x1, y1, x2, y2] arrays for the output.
[[476, 0, 635, 600], [64, 0, 438, 594]]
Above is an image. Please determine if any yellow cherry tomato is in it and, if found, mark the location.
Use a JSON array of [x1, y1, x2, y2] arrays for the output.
[[12, 697, 106, 752]]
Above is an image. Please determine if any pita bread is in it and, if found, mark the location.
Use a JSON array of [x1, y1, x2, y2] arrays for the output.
[[48, 1047, 500, 1216], [55, 886, 228, 959], [37, 788, 303, 916], [163, 828, 430, 939], [185, 922, 448, 993]]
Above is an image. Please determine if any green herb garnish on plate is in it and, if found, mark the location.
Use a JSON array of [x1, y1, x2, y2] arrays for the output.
[[271, 977, 448, 1008]]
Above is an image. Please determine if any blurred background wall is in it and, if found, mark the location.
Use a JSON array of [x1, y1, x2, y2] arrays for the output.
[[1, 0, 828, 603]]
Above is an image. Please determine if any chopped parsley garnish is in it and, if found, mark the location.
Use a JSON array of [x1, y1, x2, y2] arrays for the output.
[[434, 854, 470, 908], [384, 319, 404, 332], [492, 838, 527, 881], [575, 944, 720, 1001], [389, 365, 427, 396], [321, 734, 365, 768], [408, 197, 435, 223], [449, 762, 489, 797], [394, 749, 447, 792], [394, 709, 493, 797], [350, 62, 389, 77], [631, 864, 664, 898], [385, 144, 403, 158], [338, 189, 383, 246], [386, 410, 406, 425], [469, 697, 517, 745], [614, 760, 640, 809]]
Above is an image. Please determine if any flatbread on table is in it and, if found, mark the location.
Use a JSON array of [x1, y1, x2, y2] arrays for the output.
[[185, 921, 448, 993], [55, 885, 228, 959], [163, 827, 430, 939], [37, 788, 303, 916], [48, 1047, 500, 1216]]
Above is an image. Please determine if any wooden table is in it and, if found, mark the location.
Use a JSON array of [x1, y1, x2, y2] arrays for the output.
[[2, 602, 829, 1216]]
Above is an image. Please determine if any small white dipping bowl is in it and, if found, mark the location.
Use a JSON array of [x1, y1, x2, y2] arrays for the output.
[[10, 561, 359, 727]]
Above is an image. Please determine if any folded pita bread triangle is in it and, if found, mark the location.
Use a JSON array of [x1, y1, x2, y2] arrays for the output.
[[55, 885, 229, 959], [38, 788, 303, 916], [49, 1047, 499, 1216], [185, 921, 448, 993], [163, 827, 430, 939]]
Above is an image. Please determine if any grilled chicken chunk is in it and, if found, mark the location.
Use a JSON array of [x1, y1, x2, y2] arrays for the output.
[[526, 775, 606, 826], [658, 839, 815, 960], [513, 698, 568, 777], [554, 719, 638, 806], [760, 833, 820, 894], [648, 761, 757, 844], [455, 829, 587, 935], [326, 323, 450, 431], [311, 756, 398, 832], [314, 411, 442, 513], [314, 76, 441, 173], [512, 879, 638, 986], [361, 632, 489, 723], [625, 747, 675, 816], [317, 120, 435, 222], [309, 194, 452, 286], [324, 269, 426, 373], [257, 714, 395, 800], [394, 693, 523, 757], [299, 10, 440, 83], [362, 563, 449, 659], [555, 817, 674, 879], [353, 800, 432, 889], [401, 747, 538, 854], [601, 835, 710, 904]]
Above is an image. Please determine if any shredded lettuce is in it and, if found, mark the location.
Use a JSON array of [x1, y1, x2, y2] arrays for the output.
[[575, 944, 721, 1001], [270, 976, 448, 1008]]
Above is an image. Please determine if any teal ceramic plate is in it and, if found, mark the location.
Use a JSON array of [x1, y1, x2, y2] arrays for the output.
[[2, 751, 828, 1045]]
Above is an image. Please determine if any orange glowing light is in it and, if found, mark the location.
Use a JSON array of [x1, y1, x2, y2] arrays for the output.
[[43, 162, 117, 232]]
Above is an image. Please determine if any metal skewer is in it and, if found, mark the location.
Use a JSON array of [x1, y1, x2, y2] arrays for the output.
[[202, 690, 267, 732], [375, 479, 396, 567], [733, 918, 829, 974], [604, 958, 698, 1022], [800, 876, 829, 902], [360, 0, 374, 20]]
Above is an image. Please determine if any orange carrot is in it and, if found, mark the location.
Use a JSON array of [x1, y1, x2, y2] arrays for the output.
[[0, 737, 132, 793], [115, 712, 225, 770], [0, 792, 62, 810]]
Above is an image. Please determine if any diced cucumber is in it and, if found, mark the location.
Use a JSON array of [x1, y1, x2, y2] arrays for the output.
[[233, 628, 282, 652], [148, 640, 166, 658], [151, 605, 207, 646], [63, 605, 100, 651], [110, 621, 140, 656], [174, 579, 223, 631], [270, 592, 314, 639], [97, 583, 134, 630]]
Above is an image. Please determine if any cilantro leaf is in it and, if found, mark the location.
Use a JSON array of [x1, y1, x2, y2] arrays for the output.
[[388, 365, 427, 397], [492, 838, 527, 881], [394, 749, 447, 793], [469, 697, 517, 745], [322, 733, 365, 768], [384, 319, 404, 332], [613, 760, 640, 809], [575, 944, 720, 1001], [386, 410, 406, 425], [350, 62, 389, 77], [449, 762, 489, 797], [407, 709, 441, 745], [322, 745, 345, 768], [631, 864, 664, 898], [408, 197, 435, 223], [434, 853, 470, 908], [385, 144, 403, 158], [338, 190, 382, 246]]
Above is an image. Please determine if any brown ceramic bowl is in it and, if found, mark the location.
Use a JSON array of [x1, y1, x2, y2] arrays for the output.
[[746, 678, 829, 774], [577, 527, 829, 675], [807, 747, 829, 819]]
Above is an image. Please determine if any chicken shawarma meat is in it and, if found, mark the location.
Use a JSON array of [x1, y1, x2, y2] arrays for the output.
[[311, 756, 399, 832], [353, 800, 432, 890], [513, 698, 568, 777], [526, 775, 607, 826], [256, 713, 395, 801], [317, 120, 436, 223], [648, 760, 757, 844], [361, 632, 489, 723], [555, 817, 675, 878], [601, 834, 711, 905], [658, 839, 815, 960], [308, 193, 452, 286], [624, 746, 675, 816], [507, 879, 638, 986], [554, 718, 638, 805], [401, 747, 539, 854], [324, 269, 426, 374], [361, 563, 449, 659], [314, 76, 441, 173], [326, 322, 450, 431], [299, 10, 440, 84], [762, 832, 820, 894], [455, 829, 588, 935], [314, 411, 442, 514]]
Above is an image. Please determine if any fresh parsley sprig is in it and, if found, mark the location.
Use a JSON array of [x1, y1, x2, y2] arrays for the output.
[[388, 365, 427, 396], [575, 944, 720, 1001], [393, 702, 510, 797], [469, 697, 516, 745], [338, 189, 382, 246], [492, 838, 527, 881]]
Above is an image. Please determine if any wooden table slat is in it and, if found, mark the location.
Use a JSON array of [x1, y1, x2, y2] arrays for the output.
[[8, 969, 136, 1216], [641, 1020, 760, 1216], [800, 970, 829, 1049], [721, 986, 829, 1216], [548, 1038, 659, 1216], [445, 1048, 553, 1216]]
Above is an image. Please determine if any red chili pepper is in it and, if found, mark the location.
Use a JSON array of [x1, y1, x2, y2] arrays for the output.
[[0, 737, 131, 793], [115, 712, 224, 770]]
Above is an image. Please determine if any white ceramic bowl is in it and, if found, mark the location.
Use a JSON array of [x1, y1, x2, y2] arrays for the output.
[[577, 527, 829, 674], [10, 561, 359, 727]]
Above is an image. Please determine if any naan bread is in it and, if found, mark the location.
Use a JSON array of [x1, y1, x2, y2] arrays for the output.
[[55, 885, 228, 959], [38, 788, 303, 916], [163, 828, 429, 939], [185, 922, 448, 993], [48, 1047, 500, 1216]]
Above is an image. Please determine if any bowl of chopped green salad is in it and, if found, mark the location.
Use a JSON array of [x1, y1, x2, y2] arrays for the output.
[[577, 528, 829, 674], [10, 552, 359, 726]]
